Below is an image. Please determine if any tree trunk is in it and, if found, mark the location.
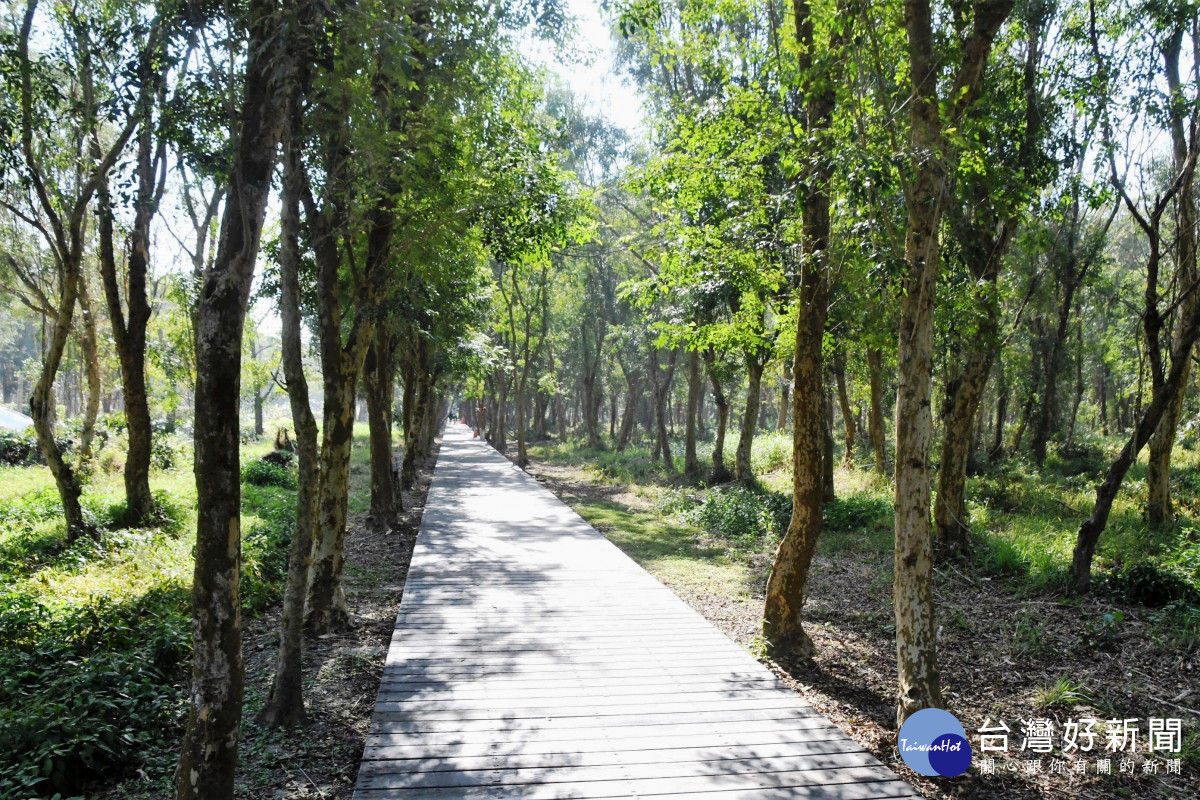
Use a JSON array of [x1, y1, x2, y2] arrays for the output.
[[1065, 325, 1085, 450], [649, 348, 678, 474], [934, 349, 994, 553], [1031, 276, 1081, 466], [582, 360, 602, 449], [76, 274, 102, 465], [176, 0, 290, 791], [704, 352, 732, 483], [616, 378, 640, 452], [990, 367, 1008, 459], [401, 342, 431, 489], [763, 0, 838, 656], [734, 356, 765, 481], [30, 295, 87, 541], [823, 389, 836, 502], [866, 347, 887, 474], [257, 113, 318, 727], [833, 352, 856, 468], [777, 380, 790, 432], [253, 393, 265, 437], [1147, 70, 1198, 524], [684, 350, 702, 478], [306, 359, 360, 634], [365, 327, 400, 529]]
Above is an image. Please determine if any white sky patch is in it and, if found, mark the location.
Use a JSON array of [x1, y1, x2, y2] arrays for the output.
[[522, 0, 645, 136]]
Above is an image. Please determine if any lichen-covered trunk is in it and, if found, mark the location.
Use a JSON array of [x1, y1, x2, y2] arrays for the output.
[[257, 120, 317, 727], [176, 0, 288, 789], [96, 126, 156, 522], [777, 379, 790, 432], [934, 349, 994, 553], [762, 0, 841, 659], [684, 350, 702, 478], [895, 0, 948, 722], [866, 348, 887, 474], [763, 234, 828, 659], [306, 360, 360, 634], [734, 356, 764, 481], [401, 340, 431, 489], [1147, 350, 1193, 525]]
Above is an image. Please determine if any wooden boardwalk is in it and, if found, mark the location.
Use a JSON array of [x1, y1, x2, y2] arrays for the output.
[[354, 424, 920, 799]]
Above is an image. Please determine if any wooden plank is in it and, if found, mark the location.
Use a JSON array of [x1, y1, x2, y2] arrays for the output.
[[357, 756, 889, 790], [363, 727, 855, 762], [353, 426, 918, 800], [355, 768, 910, 799], [364, 714, 838, 746], [365, 706, 827, 737], [358, 737, 866, 772]]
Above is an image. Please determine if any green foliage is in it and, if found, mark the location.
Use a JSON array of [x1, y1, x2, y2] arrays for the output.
[[240, 484, 296, 614], [0, 588, 190, 798], [0, 489, 186, 577], [750, 431, 791, 475], [1034, 677, 1092, 711], [1104, 560, 1200, 607], [0, 428, 39, 466], [240, 458, 297, 489], [689, 486, 790, 550], [1011, 609, 1049, 655], [1077, 609, 1126, 653]]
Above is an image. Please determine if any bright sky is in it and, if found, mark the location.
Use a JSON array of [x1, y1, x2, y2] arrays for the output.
[[523, 0, 645, 137]]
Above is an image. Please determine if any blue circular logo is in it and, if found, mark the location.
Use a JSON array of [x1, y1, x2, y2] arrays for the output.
[[897, 708, 972, 776]]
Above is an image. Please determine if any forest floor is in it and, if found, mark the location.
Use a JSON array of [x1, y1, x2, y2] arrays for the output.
[[227, 467, 433, 800], [520, 433, 1200, 800]]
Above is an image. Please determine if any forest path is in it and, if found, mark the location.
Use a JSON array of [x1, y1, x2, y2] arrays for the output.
[[353, 423, 920, 799]]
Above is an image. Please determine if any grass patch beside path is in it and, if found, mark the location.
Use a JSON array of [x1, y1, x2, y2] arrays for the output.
[[0, 419, 421, 800]]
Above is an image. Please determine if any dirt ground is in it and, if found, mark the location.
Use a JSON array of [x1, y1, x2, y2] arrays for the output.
[[230, 463, 435, 800], [523, 455, 1200, 800]]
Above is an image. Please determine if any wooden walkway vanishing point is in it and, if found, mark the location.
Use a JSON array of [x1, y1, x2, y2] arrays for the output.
[[354, 424, 921, 799]]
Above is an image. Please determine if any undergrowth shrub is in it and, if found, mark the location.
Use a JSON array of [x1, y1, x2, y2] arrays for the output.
[[241, 457, 297, 489], [0, 588, 190, 798], [0, 429, 39, 466], [241, 485, 297, 611], [0, 483, 290, 798], [0, 490, 186, 576], [750, 431, 791, 474], [689, 486, 790, 549]]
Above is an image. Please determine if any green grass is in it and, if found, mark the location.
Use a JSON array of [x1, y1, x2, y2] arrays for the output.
[[570, 497, 757, 604], [531, 429, 1200, 607], [0, 415, 369, 799]]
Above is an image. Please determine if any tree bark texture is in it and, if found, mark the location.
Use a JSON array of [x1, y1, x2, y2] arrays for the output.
[[894, 0, 1013, 725], [734, 355, 765, 481], [257, 109, 318, 727], [176, 0, 290, 791], [761, 0, 838, 661]]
